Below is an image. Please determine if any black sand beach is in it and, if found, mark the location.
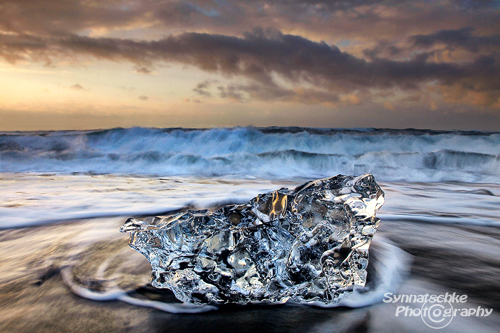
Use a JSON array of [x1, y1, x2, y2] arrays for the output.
[[2, 217, 499, 333], [1, 128, 498, 332]]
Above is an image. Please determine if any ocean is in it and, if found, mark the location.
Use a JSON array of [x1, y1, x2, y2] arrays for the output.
[[1, 127, 499, 332]]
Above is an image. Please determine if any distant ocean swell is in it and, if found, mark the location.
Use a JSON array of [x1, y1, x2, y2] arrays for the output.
[[1, 127, 499, 183]]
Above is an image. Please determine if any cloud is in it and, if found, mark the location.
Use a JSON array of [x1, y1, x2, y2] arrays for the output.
[[450, 0, 500, 9], [138, 95, 148, 100], [193, 80, 215, 97], [134, 66, 152, 74], [70, 84, 85, 90], [3, 28, 499, 106], [1, 1, 499, 110], [215, 83, 341, 104], [1, 1, 498, 44], [363, 40, 403, 60], [217, 85, 245, 101], [411, 27, 500, 53]]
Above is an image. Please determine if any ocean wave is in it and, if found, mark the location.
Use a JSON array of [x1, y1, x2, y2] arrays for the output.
[[1, 127, 499, 183]]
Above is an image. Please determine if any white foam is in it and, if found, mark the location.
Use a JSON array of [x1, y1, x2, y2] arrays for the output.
[[61, 267, 217, 314], [1, 127, 499, 183], [118, 295, 218, 314], [2, 174, 499, 229]]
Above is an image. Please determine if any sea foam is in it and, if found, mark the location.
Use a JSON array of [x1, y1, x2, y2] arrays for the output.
[[1, 127, 499, 183]]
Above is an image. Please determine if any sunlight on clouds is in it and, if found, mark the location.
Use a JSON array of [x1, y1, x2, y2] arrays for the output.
[[0, 0, 498, 130], [341, 94, 361, 105]]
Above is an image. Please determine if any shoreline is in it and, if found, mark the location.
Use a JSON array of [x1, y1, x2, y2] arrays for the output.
[[1, 217, 500, 332]]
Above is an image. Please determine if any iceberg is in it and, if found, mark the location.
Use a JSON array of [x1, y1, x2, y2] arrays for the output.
[[120, 174, 384, 305]]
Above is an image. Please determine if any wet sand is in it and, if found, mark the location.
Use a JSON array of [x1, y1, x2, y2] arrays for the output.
[[1, 217, 500, 332]]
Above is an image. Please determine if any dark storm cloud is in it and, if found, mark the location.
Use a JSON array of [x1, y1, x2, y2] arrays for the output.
[[1, 0, 498, 40], [2, 28, 499, 105], [450, 0, 500, 9], [73, 29, 492, 89], [411, 27, 500, 53], [364, 28, 500, 64], [363, 41, 403, 60], [1, 0, 499, 108], [0, 0, 192, 31]]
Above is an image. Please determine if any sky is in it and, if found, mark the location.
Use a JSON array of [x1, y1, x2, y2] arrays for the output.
[[0, 0, 499, 131]]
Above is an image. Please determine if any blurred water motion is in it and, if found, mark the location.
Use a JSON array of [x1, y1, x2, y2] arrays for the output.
[[1, 176, 499, 332], [0, 127, 499, 332]]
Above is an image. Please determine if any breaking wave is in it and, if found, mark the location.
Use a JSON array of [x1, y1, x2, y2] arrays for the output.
[[1, 127, 499, 183]]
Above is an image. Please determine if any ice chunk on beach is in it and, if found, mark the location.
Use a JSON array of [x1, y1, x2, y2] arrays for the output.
[[120, 174, 384, 305]]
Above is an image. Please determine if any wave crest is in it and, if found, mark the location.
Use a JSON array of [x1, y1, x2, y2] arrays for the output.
[[1, 127, 499, 183]]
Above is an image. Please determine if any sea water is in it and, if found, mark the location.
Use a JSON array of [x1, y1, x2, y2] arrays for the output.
[[1, 126, 498, 228], [0, 127, 499, 332]]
